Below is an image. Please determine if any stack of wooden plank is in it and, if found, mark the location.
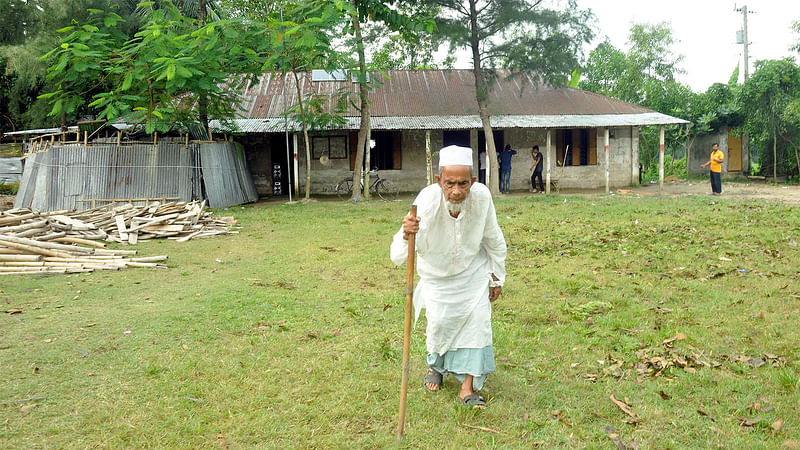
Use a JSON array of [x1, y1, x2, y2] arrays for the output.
[[0, 200, 237, 275], [68, 200, 238, 244]]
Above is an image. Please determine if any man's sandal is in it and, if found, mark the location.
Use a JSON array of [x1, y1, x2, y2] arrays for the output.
[[460, 394, 486, 409], [423, 370, 443, 393]]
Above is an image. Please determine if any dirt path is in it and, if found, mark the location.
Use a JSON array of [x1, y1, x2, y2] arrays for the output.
[[628, 180, 800, 206], [516, 179, 800, 206], [0, 194, 14, 210]]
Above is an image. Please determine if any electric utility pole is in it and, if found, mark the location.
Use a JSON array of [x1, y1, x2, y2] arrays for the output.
[[736, 4, 753, 174], [735, 4, 751, 81]]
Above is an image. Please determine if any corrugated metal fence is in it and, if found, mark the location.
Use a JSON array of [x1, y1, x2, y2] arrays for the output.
[[0, 157, 22, 184], [14, 141, 257, 211]]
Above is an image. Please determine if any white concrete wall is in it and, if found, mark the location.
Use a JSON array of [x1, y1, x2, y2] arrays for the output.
[[247, 126, 644, 197], [532, 127, 638, 189]]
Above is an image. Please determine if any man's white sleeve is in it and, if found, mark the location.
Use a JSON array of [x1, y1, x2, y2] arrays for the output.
[[389, 189, 432, 266], [390, 228, 409, 266], [482, 199, 507, 286]]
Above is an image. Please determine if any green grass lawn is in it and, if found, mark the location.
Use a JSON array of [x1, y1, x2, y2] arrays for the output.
[[2, 193, 800, 448]]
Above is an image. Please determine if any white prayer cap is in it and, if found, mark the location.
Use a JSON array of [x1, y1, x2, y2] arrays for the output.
[[438, 145, 473, 169]]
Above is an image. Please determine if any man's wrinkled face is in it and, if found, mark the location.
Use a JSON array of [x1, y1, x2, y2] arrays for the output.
[[435, 165, 476, 204]]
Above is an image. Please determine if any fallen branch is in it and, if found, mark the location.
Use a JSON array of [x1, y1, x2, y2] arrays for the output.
[[0, 396, 48, 406]]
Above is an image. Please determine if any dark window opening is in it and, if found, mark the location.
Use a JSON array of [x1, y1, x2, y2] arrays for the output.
[[350, 131, 402, 170], [312, 135, 348, 160], [478, 130, 504, 154], [556, 128, 596, 166], [443, 130, 470, 148]]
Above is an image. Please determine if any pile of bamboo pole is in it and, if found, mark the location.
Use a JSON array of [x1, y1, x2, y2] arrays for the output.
[[0, 200, 237, 275], [69, 200, 238, 244], [0, 233, 166, 275]]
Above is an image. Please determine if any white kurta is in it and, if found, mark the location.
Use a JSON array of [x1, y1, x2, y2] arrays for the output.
[[390, 183, 507, 355]]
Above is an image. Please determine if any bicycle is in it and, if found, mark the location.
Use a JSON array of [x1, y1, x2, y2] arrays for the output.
[[336, 169, 399, 201]]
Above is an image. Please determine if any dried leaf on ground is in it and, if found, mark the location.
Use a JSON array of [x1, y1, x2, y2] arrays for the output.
[[662, 333, 687, 346], [771, 418, 784, 432], [733, 353, 786, 368], [610, 394, 639, 419], [604, 426, 639, 450], [748, 357, 765, 368], [738, 417, 763, 427], [463, 424, 500, 434], [696, 409, 715, 421], [658, 390, 671, 400]]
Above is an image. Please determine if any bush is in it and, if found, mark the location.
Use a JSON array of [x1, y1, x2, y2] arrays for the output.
[[0, 183, 19, 195], [642, 156, 686, 183]]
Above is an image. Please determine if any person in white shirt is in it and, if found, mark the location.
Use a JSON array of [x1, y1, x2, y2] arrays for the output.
[[390, 145, 507, 409]]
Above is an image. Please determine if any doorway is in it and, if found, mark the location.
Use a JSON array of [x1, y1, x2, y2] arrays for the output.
[[270, 134, 295, 197], [728, 131, 742, 172]]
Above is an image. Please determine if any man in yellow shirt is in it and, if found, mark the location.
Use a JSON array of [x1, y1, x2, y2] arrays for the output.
[[701, 143, 724, 196]]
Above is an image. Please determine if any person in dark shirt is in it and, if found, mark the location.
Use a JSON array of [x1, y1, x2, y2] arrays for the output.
[[498, 145, 517, 194], [529, 145, 544, 193]]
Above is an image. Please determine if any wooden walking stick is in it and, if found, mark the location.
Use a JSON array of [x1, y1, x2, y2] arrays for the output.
[[397, 204, 417, 442]]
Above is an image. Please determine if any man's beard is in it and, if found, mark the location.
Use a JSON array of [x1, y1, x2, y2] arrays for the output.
[[445, 193, 468, 216]]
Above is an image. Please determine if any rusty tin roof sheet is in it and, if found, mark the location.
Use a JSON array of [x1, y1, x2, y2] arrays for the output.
[[236, 70, 687, 128]]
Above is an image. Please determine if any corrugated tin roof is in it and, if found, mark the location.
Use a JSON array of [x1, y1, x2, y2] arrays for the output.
[[3, 126, 79, 137], [237, 70, 688, 125], [211, 111, 686, 134]]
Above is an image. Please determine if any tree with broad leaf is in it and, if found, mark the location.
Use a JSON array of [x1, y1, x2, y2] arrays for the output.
[[39, 2, 268, 134], [264, 0, 350, 200], [0, 0, 142, 132], [345, 0, 434, 201], [580, 23, 699, 178], [739, 58, 800, 180], [429, 0, 593, 195]]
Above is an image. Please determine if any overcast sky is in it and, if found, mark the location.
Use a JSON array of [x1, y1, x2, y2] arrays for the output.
[[578, 0, 800, 92]]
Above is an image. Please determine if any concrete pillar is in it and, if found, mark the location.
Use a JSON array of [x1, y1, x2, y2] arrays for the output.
[[545, 129, 551, 194], [425, 130, 432, 185], [658, 126, 665, 193], [604, 128, 610, 194], [293, 133, 299, 198], [631, 127, 640, 185]]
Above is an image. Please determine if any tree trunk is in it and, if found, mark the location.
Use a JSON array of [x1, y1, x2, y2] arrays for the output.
[[469, 0, 499, 196], [773, 127, 777, 181], [350, 4, 370, 201], [292, 71, 312, 199], [792, 139, 800, 179], [198, 0, 209, 137], [686, 124, 691, 179], [364, 124, 372, 200]]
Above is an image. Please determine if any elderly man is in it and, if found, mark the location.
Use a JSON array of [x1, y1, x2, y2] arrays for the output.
[[390, 145, 507, 409]]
